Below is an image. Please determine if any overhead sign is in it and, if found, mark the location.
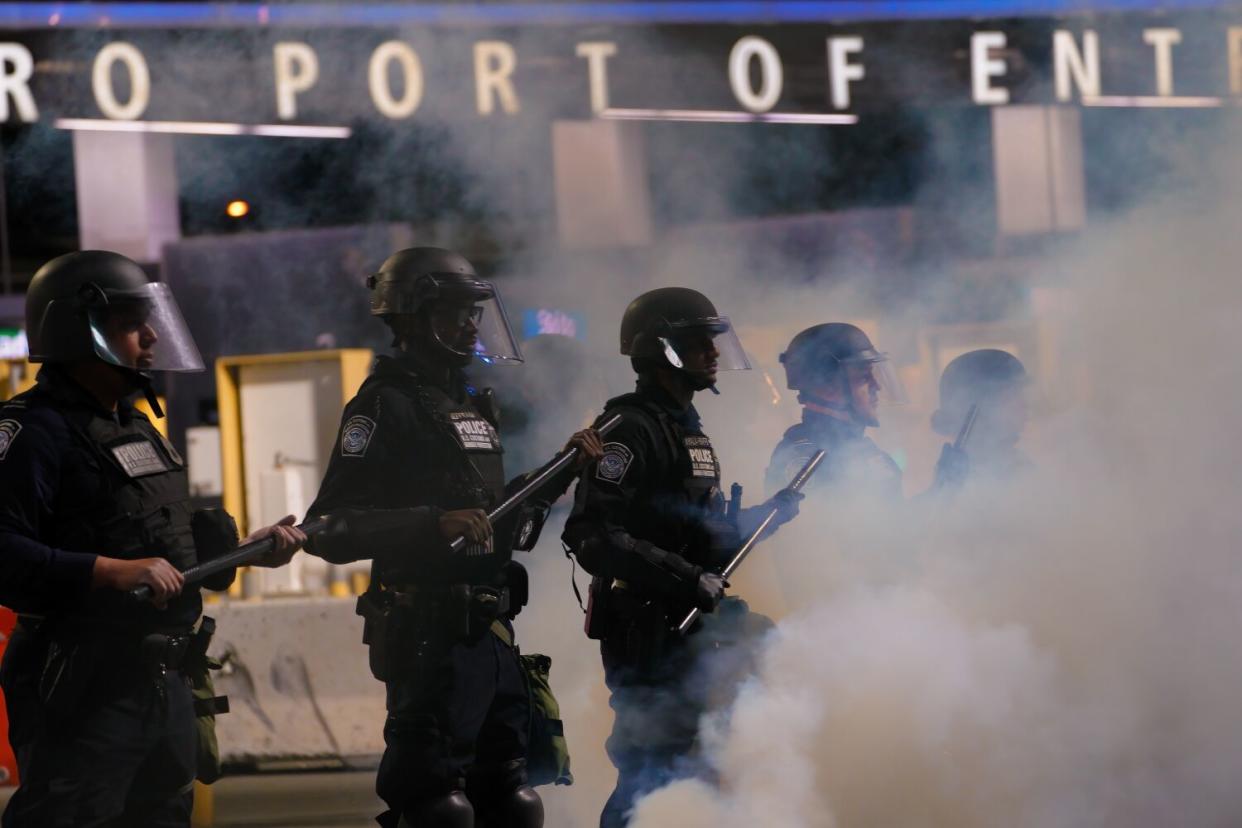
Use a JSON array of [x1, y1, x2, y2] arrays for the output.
[[0, 10, 1239, 128]]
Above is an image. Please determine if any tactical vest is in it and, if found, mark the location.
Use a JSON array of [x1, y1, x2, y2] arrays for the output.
[[11, 386, 199, 629], [361, 365, 511, 584], [600, 393, 729, 570]]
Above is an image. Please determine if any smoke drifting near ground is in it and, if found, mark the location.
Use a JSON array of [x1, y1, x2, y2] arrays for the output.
[[621, 143, 1242, 827]]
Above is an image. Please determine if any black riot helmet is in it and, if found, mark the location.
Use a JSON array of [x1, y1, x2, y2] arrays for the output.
[[780, 323, 907, 425], [367, 246, 522, 368], [26, 250, 203, 372], [932, 349, 1029, 437], [25, 250, 204, 417], [619, 287, 750, 390]]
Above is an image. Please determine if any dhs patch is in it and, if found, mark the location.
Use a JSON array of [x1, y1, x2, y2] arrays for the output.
[[341, 415, 377, 458], [0, 420, 21, 461], [596, 442, 634, 484]]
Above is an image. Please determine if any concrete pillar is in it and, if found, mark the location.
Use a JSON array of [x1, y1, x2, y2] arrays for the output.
[[991, 106, 1086, 236], [72, 130, 180, 261], [552, 119, 652, 249]]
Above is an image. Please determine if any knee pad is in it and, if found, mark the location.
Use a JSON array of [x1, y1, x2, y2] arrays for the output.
[[495, 785, 544, 828], [397, 790, 474, 828], [470, 759, 544, 828]]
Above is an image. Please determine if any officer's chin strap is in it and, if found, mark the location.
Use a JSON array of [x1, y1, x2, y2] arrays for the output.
[[115, 365, 165, 418], [142, 382, 165, 419]]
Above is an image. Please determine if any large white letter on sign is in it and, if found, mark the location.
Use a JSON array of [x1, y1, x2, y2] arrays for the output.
[[92, 42, 151, 120], [475, 41, 520, 115], [1143, 28, 1182, 97], [1053, 30, 1100, 101], [827, 36, 865, 110], [369, 41, 424, 119], [971, 32, 1010, 105], [0, 44, 36, 122], [274, 42, 319, 120], [729, 36, 783, 113], [576, 41, 617, 114]]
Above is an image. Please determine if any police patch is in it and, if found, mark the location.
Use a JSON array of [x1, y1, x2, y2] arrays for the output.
[[341, 415, 377, 457], [449, 411, 499, 452], [596, 442, 634, 483], [110, 440, 170, 477], [0, 420, 21, 461], [684, 435, 719, 478]]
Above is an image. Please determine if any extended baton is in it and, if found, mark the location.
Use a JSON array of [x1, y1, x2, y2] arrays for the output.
[[676, 448, 825, 635], [448, 413, 623, 553], [129, 517, 330, 603]]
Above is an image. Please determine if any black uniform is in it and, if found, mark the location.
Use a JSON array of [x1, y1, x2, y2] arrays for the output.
[[563, 380, 769, 828], [307, 353, 566, 826], [0, 367, 214, 827], [766, 408, 902, 501]]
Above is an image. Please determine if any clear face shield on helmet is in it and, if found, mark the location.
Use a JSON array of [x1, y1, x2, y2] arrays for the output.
[[425, 277, 524, 367], [656, 316, 751, 386], [841, 350, 909, 414], [86, 282, 204, 373]]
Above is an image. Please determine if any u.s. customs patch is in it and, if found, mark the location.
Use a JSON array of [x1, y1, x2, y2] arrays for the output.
[[596, 442, 634, 483], [341, 415, 377, 457], [0, 420, 21, 461]]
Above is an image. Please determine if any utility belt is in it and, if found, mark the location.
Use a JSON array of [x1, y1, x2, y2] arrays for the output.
[[21, 614, 201, 670], [23, 614, 224, 728], [388, 582, 513, 619], [356, 580, 522, 683]]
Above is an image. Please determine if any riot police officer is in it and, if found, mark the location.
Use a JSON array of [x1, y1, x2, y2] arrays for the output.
[[929, 349, 1032, 491], [0, 250, 304, 827], [304, 247, 601, 828], [562, 287, 800, 828], [766, 323, 905, 501]]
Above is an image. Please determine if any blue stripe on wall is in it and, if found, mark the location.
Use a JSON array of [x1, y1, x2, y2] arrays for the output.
[[0, 1, 1237, 30]]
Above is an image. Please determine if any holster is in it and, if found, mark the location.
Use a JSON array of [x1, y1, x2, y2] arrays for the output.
[[503, 561, 529, 619], [584, 576, 611, 641], [355, 585, 395, 682], [597, 584, 673, 674]]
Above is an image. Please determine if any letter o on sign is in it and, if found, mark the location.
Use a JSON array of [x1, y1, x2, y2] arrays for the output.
[[369, 41, 424, 119], [728, 36, 783, 113], [92, 42, 151, 120]]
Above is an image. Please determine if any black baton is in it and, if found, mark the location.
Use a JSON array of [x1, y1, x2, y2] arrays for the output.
[[129, 517, 330, 603], [676, 449, 826, 635]]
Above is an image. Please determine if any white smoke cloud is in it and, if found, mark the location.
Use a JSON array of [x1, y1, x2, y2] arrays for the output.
[[623, 142, 1242, 828]]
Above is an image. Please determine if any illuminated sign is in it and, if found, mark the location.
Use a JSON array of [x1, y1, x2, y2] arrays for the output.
[[0, 329, 28, 359], [0, 10, 1239, 127], [523, 308, 585, 339]]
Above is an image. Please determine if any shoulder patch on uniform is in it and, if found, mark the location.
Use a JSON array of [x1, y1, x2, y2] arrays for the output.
[[596, 442, 634, 484], [0, 420, 21, 461], [341, 415, 377, 457], [780, 440, 823, 486]]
